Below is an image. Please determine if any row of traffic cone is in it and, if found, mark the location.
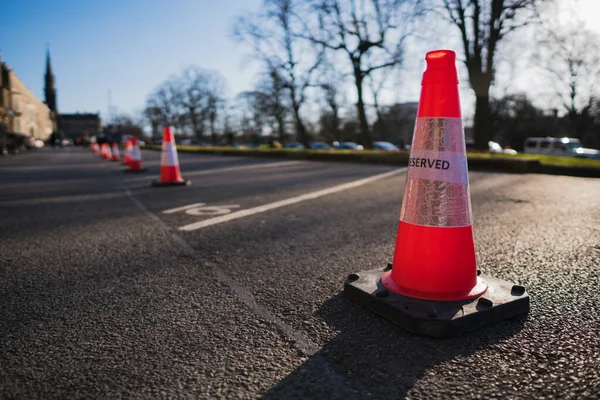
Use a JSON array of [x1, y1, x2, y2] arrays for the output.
[[91, 128, 188, 185], [94, 138, 145, 172]]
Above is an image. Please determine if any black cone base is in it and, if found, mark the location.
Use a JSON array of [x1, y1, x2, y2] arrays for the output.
[[344, 267, 529, 337], [124, 168, 148, 173], [151, 179, 190, 187]]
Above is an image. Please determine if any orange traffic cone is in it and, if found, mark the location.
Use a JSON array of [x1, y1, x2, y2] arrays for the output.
[[344, 49, 529, 337], [122, 140, 133, 165], [101, 143, 111, 160], [151, 126, 189, 186], [124, 137, 147, 172], [91, 142, 100, 154], [110, 142, 120, 162]]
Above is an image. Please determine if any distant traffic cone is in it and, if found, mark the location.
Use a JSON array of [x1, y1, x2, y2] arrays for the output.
[[343, 50, 529, 337], [110, 142, 120, 162], [101, 143, 111, 160], [124, 137, 147, 172], [151, 126, 189, 186], [91, 142, 100, 154], [122, 140, 133, 165]]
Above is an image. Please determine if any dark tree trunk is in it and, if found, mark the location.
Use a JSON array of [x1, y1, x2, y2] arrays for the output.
[[293, 103, 309, 148], [277, 116, 286, 144], [332, 115, 341, 142], [354, 68, 372, 148], [210, 116, 217, 146], [151, 123, 160, 142], [473, 95, 490, 151], [289, 85, 309, 147]]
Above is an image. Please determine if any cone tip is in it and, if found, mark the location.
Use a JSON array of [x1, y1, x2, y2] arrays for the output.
[[418, 49, 461, 117], [425, 49, 456, 69], [163, 126, 174, 142]]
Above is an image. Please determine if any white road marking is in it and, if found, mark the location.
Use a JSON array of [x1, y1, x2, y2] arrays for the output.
[[178, 167, 406, 232], [123, 160, 306, 183], [185, 204, 240, 216], [163, 202, 207, 214], [163, 203, 241, 216]]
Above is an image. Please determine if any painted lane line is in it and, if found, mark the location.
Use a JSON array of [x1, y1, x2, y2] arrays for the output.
[[123, 160, 307, 183], [185, 205, 240, 216], [178, 167, 407, 232], [163, 202, 207, 214]]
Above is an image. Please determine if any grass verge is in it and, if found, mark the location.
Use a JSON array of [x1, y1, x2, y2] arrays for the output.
[[142, 145, 600, 177]]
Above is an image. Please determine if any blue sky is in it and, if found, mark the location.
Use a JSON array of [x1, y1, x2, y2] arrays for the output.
[[2, 0, 599, 124], [0, 0, 263, 120]]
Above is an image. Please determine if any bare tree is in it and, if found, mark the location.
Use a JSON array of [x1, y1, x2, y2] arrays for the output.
[[235, 91, 270, 140], [441, 0, 539, 150], [317, 58, 346, 142], [143, 104, 165, 141], [221, 104, 237, 146], [302, 0, 421, 147], [537, 24, 600, 142], [263, 67, 289, 143], [318, 82, 344, 142], [233, 0, 323, 147], [145, 67, 228, 143], [205, 71, 227, 145], [178, 67, 209, 140], [366, 51, 397, 141], [146, 81, 179, 130]]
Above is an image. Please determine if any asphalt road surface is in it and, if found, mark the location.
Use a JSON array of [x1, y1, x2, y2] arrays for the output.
[[1, 147, 599, 399]]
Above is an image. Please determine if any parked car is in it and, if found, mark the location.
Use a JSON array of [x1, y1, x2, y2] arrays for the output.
[[489, 141, 517, 155], [309, 142, 332, 150], [3, 133, 27, 154], [334, 141, 364, 150], [284, 142, 305, 149], [523, 137, 600, 159], [372, 141, 400, 151]]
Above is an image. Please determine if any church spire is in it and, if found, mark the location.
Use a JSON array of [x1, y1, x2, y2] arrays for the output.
[[44, 47, 57, 113]]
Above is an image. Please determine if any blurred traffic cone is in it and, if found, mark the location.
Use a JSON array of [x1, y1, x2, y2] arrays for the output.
[[151, 126, 189, 186], [343, 49, 529, 337], [123, 140, 133, 165], [125, 137, 147, 172], [91, 142, 99, 154], [101, 143, 111, 160], [111, 142, 120, 162]]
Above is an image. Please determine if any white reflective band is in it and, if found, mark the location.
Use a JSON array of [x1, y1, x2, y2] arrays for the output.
[[407, 149, 467, 185], [399, 116, 472, 227], [400, 177, 472, 227], [161, 142, 179, 166], [132, 146, 141, 160]]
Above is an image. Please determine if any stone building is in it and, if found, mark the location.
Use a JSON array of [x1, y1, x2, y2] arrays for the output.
[[0, 51, 57, 141]]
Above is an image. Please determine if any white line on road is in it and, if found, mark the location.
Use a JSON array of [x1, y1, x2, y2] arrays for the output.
[[123, 160, 306, 183], [178, 167, 406, 232], [163, 202, 207, 214]]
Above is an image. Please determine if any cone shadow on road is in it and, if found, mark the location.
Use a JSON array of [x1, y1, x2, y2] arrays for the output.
[[263, 293, 526, 399]]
